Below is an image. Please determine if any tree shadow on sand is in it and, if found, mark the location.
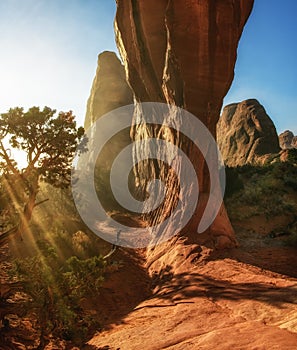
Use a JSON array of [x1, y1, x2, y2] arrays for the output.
[[145, 265, 297, 310]]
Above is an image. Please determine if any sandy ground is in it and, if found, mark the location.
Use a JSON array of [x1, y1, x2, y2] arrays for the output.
[[87, 227, 297, 350]]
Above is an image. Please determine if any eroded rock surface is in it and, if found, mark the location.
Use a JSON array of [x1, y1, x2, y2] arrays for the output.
[[88, 253, 297, 350], [85, 4, 297, 349], [84, 51, 133, 211], [84, 51, 133, 129], [115, 0, 254, 252], [279, 130, 297, 150], [217, 99, 281, 166]]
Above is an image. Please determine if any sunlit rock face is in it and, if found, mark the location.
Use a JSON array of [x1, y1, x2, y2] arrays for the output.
[[279, 130, 297, 150], [217, 99, 281, 167], [84, 51, 133, 212], [84, 51, 133, 130], [115, 0, 254, 251]]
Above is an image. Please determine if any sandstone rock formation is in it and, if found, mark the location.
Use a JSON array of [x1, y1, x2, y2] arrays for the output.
[[84, 51, 133, 211], [115, 0, 254, 253], [217, 99, 281, 167], [279, 130, 297, 149], [88, 254, 297, 350], [84, 51, 133, 130]]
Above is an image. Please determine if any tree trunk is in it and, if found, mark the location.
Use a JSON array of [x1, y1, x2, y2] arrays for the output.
[[16, 186, 38, 240], [6, 173, 40, 256], [0, 198, 49, 249]]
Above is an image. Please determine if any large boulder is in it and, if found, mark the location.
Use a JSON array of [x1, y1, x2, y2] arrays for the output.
[[115, 0, 254, 253], [279, 130, 297, 150], [217, 99, 281, 166]]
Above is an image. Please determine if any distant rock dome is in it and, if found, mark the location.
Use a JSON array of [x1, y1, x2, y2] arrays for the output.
[[279, 130, 297, 150], [217, 99, 280, 166]]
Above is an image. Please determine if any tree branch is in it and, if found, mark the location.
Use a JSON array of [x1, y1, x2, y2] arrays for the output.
[[34, 198, 49, 207], [0, 141, 19, 176], [0, 199, 49, 246], [23, 149, 42, 177], [0, 226, 18, 245]]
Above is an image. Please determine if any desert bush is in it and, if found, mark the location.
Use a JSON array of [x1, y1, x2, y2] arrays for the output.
[[63, 255, 105, 299], [284, 175, 297, 191], [225, 159, 297, 222], [262, 197, 295, 220], [225, 167, 244, 198], [284, 231, 297, 247], [287, 148, 297, 164], [10, 239, 106, 345], [283, 219, 297, 247]]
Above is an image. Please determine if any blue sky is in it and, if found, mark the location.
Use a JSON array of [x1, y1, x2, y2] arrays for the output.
[[0, 0, 296, 134], [0, 0, 117, 127], [224, 0, 297, 134]]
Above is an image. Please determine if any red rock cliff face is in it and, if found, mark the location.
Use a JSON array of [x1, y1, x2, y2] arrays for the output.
[[114, 0, 254, 256]]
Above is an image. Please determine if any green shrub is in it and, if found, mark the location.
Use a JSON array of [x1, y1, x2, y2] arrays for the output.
[[287, 148, 297, 164], [225, 167, 244, 198], [10, 239, 107, 345], [63, 255, 105, 299], [225, 160, 297, 222]]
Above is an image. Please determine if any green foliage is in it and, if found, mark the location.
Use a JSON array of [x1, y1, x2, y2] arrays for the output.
[[284, 232, 297, 247], [0, 106, 85, 187], [63, 255, 105, 299], [225, 167, 244, 198], [281, 163, 297, 191], [287, 148, 297, 164], [226, 159, 297, 221], [0, 106, 86, 241], [10, 239, 106, 343]]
